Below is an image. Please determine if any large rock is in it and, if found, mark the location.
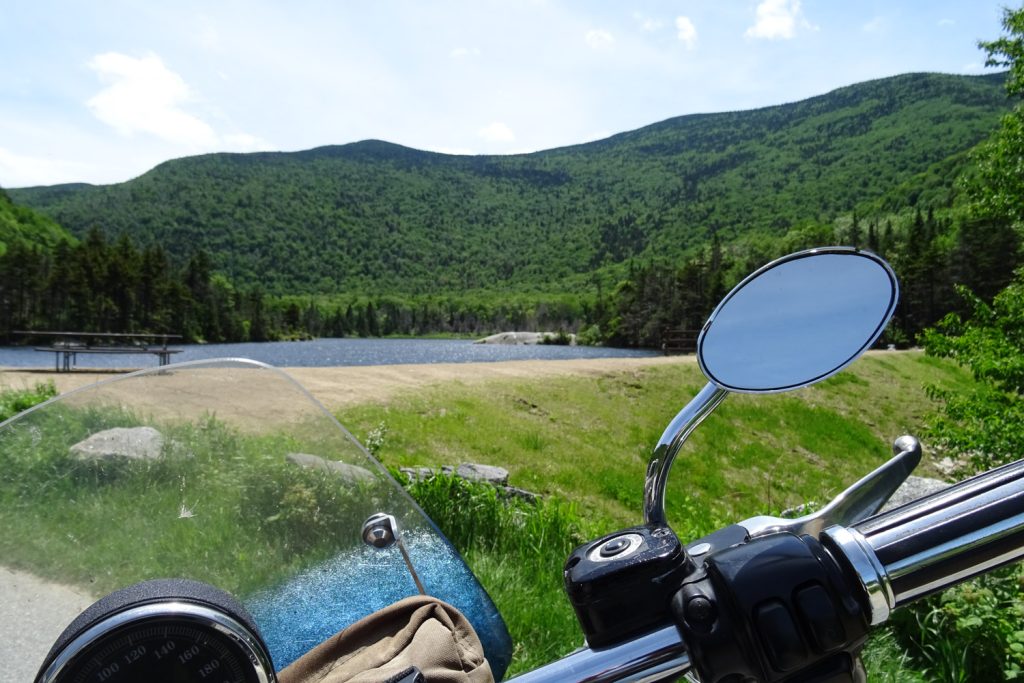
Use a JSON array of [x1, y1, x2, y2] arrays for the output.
[[456, 463, 509, 486], [475, 331, 576, 345], [399, 466, 435, 483], [70, 427, 164, 462], [476, 332, 543, 345], [285, 452, 376, 485]]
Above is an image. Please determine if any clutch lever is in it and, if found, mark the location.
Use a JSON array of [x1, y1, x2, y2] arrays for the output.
[[738, 435, 922, 539]]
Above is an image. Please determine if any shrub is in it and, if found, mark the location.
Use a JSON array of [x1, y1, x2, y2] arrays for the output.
[[917, 275, 1024, 680], [0, 381, 57, 422], [892, 565, 1024, 681], [923, 280, 1024, 470]]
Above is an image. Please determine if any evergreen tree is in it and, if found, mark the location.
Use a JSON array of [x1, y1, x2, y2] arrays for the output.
[[247, 287, 268, 342], [366, 301, 380, 337], [107, 234, 141, 332]]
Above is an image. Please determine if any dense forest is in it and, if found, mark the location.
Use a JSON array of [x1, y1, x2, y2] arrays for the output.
[[0, 189, 592, 342], [594, 207, 1020, 348], [0, 187, 73, 254], [11, 73, 1009, 292], [0, 207, 589, 344], [1, 197, 1017, 348], [0, 71, 1019, 346]]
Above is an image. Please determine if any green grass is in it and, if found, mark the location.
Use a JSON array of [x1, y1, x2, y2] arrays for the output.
[[342, 352, 970, 530], [402, 473, 590, 670], [890, 564, 1024, 682], [861, 628, 930, 683], [336, 351, 977, 677], [0, 352, 990, 678], [0, 406, 380, 598]]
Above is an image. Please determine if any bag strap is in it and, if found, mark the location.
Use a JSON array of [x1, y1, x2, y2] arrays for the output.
[[383, 666, 425, 683]]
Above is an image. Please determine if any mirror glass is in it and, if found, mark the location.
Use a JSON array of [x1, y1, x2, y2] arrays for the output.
[[697, 249, 897, 393]]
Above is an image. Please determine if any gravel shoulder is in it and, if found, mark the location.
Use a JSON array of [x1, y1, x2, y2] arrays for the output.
[[0, 567, 94, 683]]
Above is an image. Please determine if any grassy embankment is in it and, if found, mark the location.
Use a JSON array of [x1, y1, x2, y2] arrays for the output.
[[343, 351, 971, 529], [0, 351, 977, 678], [338, 350, 975, 675]]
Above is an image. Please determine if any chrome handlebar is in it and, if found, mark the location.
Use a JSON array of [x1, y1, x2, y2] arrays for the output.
[[843, 456, 1024, 612], [511, 453, 1024, 683], [507, 625, 690, 683]]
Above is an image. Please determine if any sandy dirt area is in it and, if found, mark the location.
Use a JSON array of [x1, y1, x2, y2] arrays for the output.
[[0, 355, 695, 410]]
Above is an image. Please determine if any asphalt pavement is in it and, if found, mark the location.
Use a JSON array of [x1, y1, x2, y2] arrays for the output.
[[0, 567, 93, 683]]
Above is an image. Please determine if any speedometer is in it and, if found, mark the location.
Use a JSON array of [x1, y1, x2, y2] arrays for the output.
[[35, 579, 275, 683]]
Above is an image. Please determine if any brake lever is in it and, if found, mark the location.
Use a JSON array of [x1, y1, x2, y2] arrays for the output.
[[738, 435, 921, 539]]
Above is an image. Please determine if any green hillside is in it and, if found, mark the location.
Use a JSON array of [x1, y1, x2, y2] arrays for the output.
[[0, 188, 74, 255], [9, 72, 1009, 296]]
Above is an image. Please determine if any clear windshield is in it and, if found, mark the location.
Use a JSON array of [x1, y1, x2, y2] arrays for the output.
[[0, 358, 511, 678]]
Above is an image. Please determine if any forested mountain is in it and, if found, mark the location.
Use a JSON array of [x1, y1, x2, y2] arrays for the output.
[[10, 72, 1009, 296], [0, 188, 74, 255]]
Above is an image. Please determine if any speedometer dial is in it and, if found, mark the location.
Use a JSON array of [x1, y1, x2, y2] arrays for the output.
[[36, 579, 275, 683]]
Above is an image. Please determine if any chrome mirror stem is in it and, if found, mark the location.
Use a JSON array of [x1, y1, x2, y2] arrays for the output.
[[644, 382, 729, 526]]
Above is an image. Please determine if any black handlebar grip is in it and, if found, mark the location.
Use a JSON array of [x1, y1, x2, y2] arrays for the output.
[[851, 457, 1024, 608]]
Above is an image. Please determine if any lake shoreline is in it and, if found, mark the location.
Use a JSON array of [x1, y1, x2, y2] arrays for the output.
[[0, 355, 694, 409], [0, 337, 656, 370]]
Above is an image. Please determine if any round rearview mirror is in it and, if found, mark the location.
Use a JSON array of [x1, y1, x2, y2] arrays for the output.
[[697, 248, 898, 393]]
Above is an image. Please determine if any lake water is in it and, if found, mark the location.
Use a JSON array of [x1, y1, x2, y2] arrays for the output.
[[0, 338, 659, 369]]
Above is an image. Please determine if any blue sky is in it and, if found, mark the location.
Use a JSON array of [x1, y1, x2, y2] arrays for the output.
[[0, 1, 1011, 188]]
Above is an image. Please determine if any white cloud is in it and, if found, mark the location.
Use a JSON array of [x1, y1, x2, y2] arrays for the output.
[[938, 18, 955, 27], [0, 147, 97, 187], [676, 16, 698, 49], [86, 51, 268, 155], [585, 29, 615, 50], [961, 62, 986, 74], [478, 122, 516, 143], [745, 0, 814, 40], [87, 52, 218, 147], [450, 47, 481, 59]]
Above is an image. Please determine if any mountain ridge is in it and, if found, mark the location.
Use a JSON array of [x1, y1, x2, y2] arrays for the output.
[[13, 72, 1006, 191], [9, 71, 1011, 296]]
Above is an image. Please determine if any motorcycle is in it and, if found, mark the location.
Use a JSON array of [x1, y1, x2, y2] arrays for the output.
[[2, 246, 1021, 682]]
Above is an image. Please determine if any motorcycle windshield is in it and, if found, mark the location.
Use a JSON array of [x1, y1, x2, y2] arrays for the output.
[[0, 359, 512, 677]]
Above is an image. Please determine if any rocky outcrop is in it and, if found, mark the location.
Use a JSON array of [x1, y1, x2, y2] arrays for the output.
[[475, 331, 575, 345], [70, 427, 165, 462], [400, 466, 436, 483], [454, 463, 509, 486]]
